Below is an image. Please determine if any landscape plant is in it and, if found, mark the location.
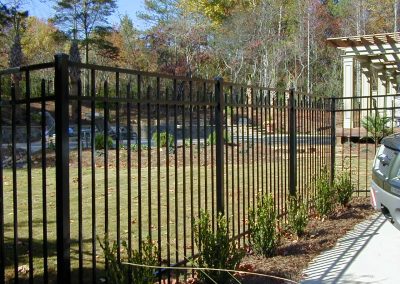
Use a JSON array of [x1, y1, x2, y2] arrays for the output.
[[95, 133, 113, 150], [206, 130, 232, 145], [130, 144, 146, 152], [131, 144, 149, 152], [152, 131, 174, 147], [287, 196, 309, 237], [334, 171, 355, 207], [314, 167, 336, 217], [249, 195, 279, 257], [361, 112, 393, 143], [194, 211, 244, 283], [99, 235, 158, 284], [185, 139, 192, 147], [47, 138, 56, 150]]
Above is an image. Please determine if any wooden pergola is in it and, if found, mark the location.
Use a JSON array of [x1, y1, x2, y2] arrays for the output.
[[327, 32, 400, 134]]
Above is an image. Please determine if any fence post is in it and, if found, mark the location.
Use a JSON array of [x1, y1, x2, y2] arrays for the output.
[[288, 88, 297, 197], [54, 53, 71, 283], [215, 77, 225, 215], [330, 97, 336, 185]]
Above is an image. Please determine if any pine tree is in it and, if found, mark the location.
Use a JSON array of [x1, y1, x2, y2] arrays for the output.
[[138, 0, 180, 25], [9, 34, 23, 98], [8, 5, 27, 98], [52, 0, 117, 64]]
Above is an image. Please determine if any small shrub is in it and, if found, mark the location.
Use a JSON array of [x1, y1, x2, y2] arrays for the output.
[[47, 135, 56, 150], [249, 195, 279, 257], [315, 167, 336, 217], [286, 196, 308, 237], [31, 112, 41, 123], [130, 144, 149, 152], [334, 171, 355, 206], [99, 235, 158, 284], [361, 112, 393, 143], [95, 133, 113, 150], [152, 131, 173, 147], [131, 144, 138, 152], [194, 211, 244, 283], [184, 139, 191, 147], [206, 130, 232, 145]]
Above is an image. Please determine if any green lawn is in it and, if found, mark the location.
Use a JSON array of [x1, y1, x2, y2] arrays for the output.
[[2, 146, 331, 282]]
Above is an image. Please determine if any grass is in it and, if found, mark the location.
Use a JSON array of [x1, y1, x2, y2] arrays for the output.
[[3, 165, 250, 282], [2, 144, 334, 282], [335, 142, 376, 194]]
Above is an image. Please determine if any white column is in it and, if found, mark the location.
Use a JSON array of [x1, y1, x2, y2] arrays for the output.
[[377, 73, 387, 116], [343, 56, 354, 128], [387, 78, 396, 119], [361, 67, 370, 120]]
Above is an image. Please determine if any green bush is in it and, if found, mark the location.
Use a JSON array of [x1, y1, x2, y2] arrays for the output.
[[249, 195, 279, 257], [287, 196, 308, 237], [361, 112, 393, 142], [206, 130, 232, 145], [130, 144, 149, 152], [334, 171, 355, 206], [194, 211, 244, 283], [95, 133, 113, 150], [184, 139, 192, 147], [99, 235, 158, 284], [47, 136, 56, 150], [315, 167, 336, 217], [152, 131, 173, 147]]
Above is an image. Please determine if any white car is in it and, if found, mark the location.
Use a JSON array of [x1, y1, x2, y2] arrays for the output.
[[371, 134, 400, 230]]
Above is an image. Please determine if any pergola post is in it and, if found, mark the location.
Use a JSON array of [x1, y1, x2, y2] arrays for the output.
[[388, 77, 397, 119], [377, 72, 387, 115], [343, 56, 354, 128], [389, 79, 397, 95], [361, 65, 371, 120]]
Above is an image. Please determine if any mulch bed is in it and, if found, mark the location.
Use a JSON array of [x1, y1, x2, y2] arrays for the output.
[[238, 197, 375, 283]]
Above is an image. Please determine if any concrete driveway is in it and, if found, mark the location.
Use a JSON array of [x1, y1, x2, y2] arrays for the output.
[[301, 213, 400, 284]]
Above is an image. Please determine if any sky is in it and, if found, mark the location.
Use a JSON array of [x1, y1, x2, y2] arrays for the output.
[[23, 0, 148, 29]]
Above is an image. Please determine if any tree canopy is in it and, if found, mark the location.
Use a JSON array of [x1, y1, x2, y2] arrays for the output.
[[0, 0, 399, 95], [52, 0, 117, 63]]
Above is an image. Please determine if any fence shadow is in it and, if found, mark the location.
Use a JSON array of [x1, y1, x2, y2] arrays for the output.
[[301, 213, 385, 284]]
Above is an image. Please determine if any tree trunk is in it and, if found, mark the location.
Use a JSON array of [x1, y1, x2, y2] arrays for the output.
[[395, 0, 398, 32], [70, 80, 79, 123]]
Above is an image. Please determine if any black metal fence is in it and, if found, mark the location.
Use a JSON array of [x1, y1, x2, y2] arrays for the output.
[[0, 54, 340, 283]]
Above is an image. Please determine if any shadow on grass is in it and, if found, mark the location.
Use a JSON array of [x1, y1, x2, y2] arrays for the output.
[[3, 236, 110, 283]]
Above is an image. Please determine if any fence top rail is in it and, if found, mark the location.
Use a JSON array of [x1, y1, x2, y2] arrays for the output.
[[332, 94, 400, 100], [0, 58, 327, 102], [222, 81, 285, 92], [294, 90, 331, 100], [0, 62, 54, 76], [69, 61, 216, 84], [223, 82, 330, 100]]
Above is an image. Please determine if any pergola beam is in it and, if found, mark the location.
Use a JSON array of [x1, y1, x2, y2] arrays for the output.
[[386, 34, 396, 44], [340, 44, 400, 56], [360, 37, 372, 45], [329, 32, 400, 127], [327, 32, 400, 47]]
